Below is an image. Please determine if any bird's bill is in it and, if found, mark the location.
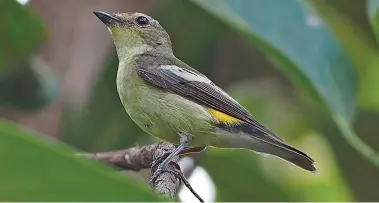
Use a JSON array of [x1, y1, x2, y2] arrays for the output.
[[93, 11, 122, 26]]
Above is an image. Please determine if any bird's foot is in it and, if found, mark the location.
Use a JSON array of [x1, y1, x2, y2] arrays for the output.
[[149, 161, 205, 203], [151, 150, 172, 171], [149, 161, 182, 186]]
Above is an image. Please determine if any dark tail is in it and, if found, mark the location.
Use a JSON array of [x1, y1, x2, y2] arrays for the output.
[[261, 141, 317, 172], [227, 126, 317, 172], [247, 137, 317, 172]]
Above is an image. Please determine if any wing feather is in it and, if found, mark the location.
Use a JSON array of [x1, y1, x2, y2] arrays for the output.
[[136, 62, 283, 142]]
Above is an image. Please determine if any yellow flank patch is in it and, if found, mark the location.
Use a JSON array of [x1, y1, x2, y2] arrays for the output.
[[208, 108, 242, 124]]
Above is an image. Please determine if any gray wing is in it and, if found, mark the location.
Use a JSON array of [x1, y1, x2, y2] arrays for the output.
[[136, 64, 283, 142]]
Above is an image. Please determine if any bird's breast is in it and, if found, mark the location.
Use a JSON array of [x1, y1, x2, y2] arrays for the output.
[[115, 61, 221, 146]]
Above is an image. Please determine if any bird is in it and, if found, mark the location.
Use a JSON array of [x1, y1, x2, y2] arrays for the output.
[[93, 11, 317, 182]]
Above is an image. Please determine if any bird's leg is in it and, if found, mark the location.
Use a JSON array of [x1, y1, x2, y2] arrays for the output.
[[151, 145, 206, 169], [149, 135, 204, 202], [149, 135, 189, 184]]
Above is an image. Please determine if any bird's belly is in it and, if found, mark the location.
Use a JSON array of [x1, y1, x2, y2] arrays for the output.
[[118, 82, 215, 145]]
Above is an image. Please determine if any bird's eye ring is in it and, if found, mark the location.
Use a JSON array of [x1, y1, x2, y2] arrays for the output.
[[136, 16, 149, 26]]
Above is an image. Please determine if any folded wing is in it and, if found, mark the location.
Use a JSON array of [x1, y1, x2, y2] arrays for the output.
[[136, 60, 284, 143]]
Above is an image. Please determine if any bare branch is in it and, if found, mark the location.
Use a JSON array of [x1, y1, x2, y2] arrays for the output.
[[81, 143, 206, 171], [150, 142, 181, 198], [81, 142, 160, 171], [80, 142, 206, 201], [80, 142, 181, 199]]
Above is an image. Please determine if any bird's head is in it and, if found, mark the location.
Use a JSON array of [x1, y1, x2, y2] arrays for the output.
[[93, 11, 172, 58]]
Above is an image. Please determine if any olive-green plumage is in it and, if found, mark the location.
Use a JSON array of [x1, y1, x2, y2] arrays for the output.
[[94, 11, 317, 173], [118, 55, 217, 145]]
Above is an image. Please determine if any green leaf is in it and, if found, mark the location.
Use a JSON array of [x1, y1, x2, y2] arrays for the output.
[[368, 0, 379, 19], [307, 0, 378, 63], [191, 0, 357, 122], [307, 0, 379, 113], [0, 1, 57, 109], [0, 119, 162, 201], [191, 0, 379, 168], [304, 0, 379, 166], [0, 0, 45, 73], [356, 0, 379, 112]]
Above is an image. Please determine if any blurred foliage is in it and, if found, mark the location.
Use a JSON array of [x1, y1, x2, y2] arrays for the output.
[[192, 0, 379, 170], [193, 0, 358, 121], [308, 0, 379, 115], [0, 0, 57, 109], [0, 56, 58, 109], [1, 0, 379, 202], [191, 0, 357, 132], [0, 119, 161, 201], [359, 0, 379, 113], [62, 53, 145, 151], [0, 0, 45, 72]]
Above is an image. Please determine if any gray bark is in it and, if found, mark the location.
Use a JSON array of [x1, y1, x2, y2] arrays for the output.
[[81, 141, 181, 199]]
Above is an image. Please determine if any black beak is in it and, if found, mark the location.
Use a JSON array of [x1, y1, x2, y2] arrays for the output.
[[93, 11, 122, 26]]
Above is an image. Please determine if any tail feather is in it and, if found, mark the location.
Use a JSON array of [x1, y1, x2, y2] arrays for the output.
[[251, 141, 317, 172], [244, 138, 317, 172], [264, 141, 317, 172], [220, 123, 317, 173]]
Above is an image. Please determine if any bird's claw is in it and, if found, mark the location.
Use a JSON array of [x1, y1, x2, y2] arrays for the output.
[[149, 159, 205, 203], [151, 151, 172, 170], [149, 163, 182, 186]]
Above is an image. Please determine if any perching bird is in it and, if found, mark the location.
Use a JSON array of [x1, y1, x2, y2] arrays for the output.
[[93, 11, 317, 178]]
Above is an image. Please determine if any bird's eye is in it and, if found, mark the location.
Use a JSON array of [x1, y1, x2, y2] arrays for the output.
[[136, 16, 149, 26]]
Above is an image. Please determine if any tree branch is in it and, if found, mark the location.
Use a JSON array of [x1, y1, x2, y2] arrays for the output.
[[149, 142, 181, 198], [81, 142, 206, 201], [81, 142, 181, 199]]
